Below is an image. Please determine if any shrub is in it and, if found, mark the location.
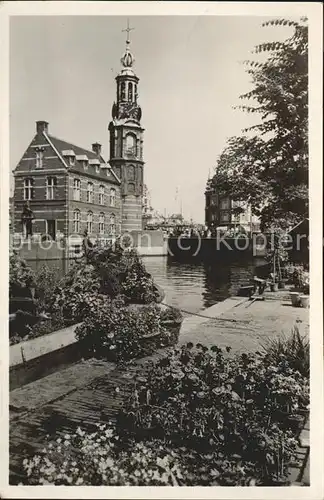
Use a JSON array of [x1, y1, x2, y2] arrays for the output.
[[75, 298, 171, 362], [50, 247, 160, 320], [51, 265, 101, 322], [9, 253, 35, 297], [120, 343, 308, 485], [34, 265, 62, 312], [283, 264, 309, 293], [261, 327, 309, 378]]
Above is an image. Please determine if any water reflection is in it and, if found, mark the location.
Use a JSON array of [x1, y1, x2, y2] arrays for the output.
[[142, 256, 259, 314]]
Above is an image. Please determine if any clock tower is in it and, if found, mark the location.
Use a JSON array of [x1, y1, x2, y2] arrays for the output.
[[109, 21, 144, 233]]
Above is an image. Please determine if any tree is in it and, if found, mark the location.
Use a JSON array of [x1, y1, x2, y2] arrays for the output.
[[213, 18, 308, 231]]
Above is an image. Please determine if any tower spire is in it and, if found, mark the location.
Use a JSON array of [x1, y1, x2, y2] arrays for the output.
[[122, 18, 134, 45], [120, 19, 135, 68]]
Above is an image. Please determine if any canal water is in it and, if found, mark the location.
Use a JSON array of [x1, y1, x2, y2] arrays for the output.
[[27, 255, 267, 315], [142, 256, 265, 315]]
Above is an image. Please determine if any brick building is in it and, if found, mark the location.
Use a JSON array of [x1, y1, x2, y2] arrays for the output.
[[13, 120, 121, 245], [205, 177, 260, 234], [12, 29, 145, 243]]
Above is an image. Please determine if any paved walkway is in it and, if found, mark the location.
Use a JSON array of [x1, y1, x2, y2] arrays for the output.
[[179, 291, 309, 353]]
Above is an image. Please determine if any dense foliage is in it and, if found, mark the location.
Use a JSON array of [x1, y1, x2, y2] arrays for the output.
[[9, 247, 164, 344], [9, 255, 67, 343], [21, 424, 220, 486], [283, 264, 309, 293], [22, 339, 308, 486], [75, 296, 180, 362], [9, 253, 35, 296], [51, 247, 161, 323], [120, 343, 309, 485], [213, 18, 308, 231]]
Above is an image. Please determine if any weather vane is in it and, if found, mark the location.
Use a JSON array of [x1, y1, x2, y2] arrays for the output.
[[122, 18, 134, 45]]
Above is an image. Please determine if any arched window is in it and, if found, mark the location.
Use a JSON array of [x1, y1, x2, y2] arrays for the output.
[[134, 84, 138, 101], [24, 178, 34, 200], [128, 165, 135, 181], [87, 182, 93, 203], [99, 213, 105, 234], [125, 134, 137, 157], [99, 185, 104, 205], [109, 214, 116, 235], [46, 177, 57, 200], [110, 188, 116, 207], [87, 211, 93, 234], [128, 82, 133, 102], [128, 183, 135, 195], [73, 209, 81, 233], [121, 81, 126, 101], [73, 179, 81, 201]]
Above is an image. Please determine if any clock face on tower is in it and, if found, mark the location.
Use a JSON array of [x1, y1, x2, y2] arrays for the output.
[[121, 102, 140, 121]]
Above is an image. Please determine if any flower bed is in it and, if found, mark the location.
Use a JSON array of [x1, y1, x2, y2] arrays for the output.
[[20, 338, 309, 486], [9, 246, 166, 345], [119, 343, 309, 486], [75, 296, 182, 363]]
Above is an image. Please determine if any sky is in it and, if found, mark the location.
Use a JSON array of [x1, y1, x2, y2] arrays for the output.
[[9, 15, 294, 223]]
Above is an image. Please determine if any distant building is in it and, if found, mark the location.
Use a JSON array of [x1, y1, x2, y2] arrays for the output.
[[142, 184, 153, 229], [12, 30, 146, 244], [205, 177, 260, 234]]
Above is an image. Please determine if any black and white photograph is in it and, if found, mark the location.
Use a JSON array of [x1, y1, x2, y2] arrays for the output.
[[0, 1, 323, 497]]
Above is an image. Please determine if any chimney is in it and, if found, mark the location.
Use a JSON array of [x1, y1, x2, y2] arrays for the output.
[[36, 120, 49, 134], [92, 142, 102, 156]]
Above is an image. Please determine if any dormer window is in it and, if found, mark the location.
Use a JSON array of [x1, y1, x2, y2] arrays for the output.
[[76, 154, 89, 170], [62, 150, 76, 167], [96, 165, 100, 174], [35, 149, 44, 169]]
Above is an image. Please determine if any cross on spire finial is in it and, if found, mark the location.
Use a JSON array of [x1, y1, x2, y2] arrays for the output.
[[122, 18, 134, 45]]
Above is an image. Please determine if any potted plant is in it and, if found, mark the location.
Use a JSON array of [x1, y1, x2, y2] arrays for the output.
[[290, 292, 301, 307], [299, 295, 309, 308], [270, 282, 278, 292]]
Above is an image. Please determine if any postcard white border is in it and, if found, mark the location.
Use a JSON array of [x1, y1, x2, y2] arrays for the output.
[[0, 2, 323, 499]]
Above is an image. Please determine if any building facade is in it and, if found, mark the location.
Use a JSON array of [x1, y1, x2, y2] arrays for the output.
[[12, 33, 145, 243], [205, 177, 260, 234], [13, 121, 121, 245]]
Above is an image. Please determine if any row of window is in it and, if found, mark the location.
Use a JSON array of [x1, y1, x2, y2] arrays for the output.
[[24, 177, 57, 200], [73, 210, 116, 235], [23, 178, 116, 207], [73, 179, 116, 206]]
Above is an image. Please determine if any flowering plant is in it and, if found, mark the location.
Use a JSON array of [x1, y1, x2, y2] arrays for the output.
[[21, 424, 194, 486], [284, 264, 309, 293], [9, 253, 35, 296], [121, 343, 308, 484], [75, 297, 172, 362]]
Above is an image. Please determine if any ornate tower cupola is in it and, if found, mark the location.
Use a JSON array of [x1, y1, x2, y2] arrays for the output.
[[109, 20, 144, 232]]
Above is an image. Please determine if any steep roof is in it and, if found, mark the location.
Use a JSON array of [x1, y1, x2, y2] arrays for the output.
[[46, 134, 120, 184], [48, 135, 105, 163]]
